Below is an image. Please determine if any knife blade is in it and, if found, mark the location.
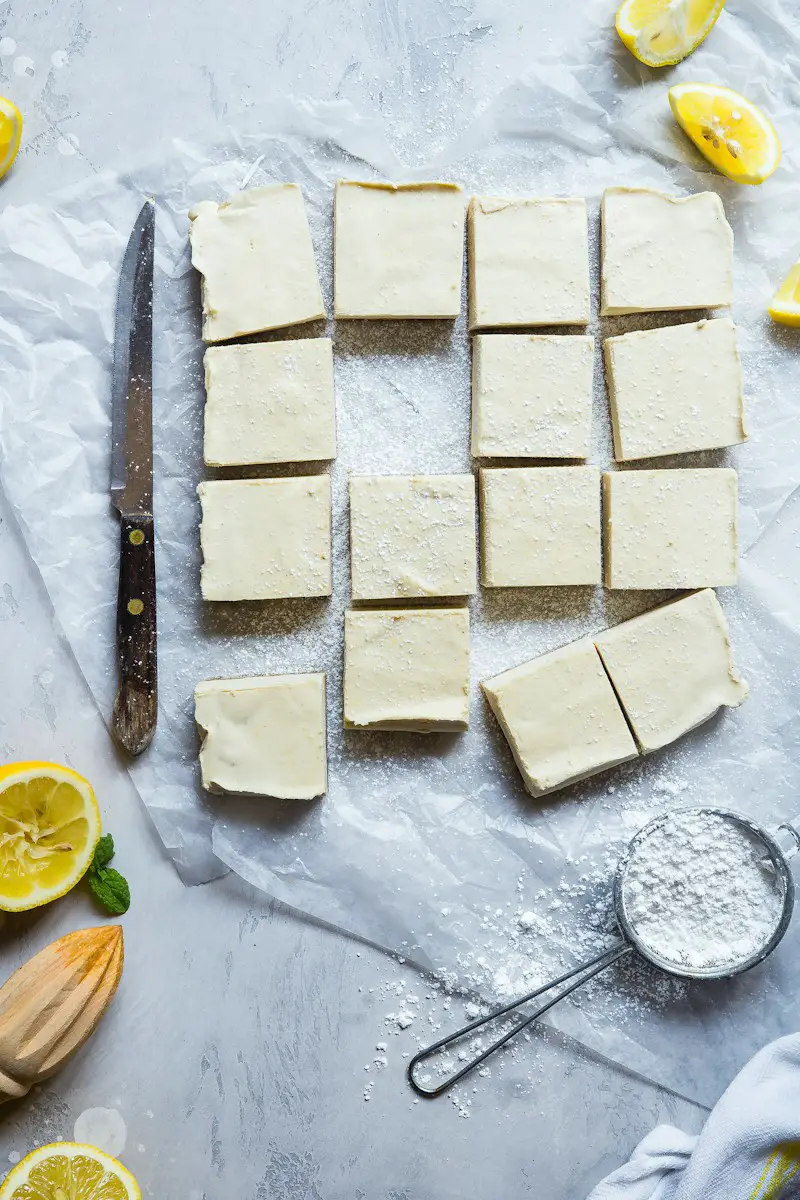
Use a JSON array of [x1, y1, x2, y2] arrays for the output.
[[110, 200, 157, 756]]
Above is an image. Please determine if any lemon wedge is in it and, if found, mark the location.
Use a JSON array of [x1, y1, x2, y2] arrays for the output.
[[616, 0, 725, 67], [0, 1143, 140, 1200], [669, 83, 781, 184], [0, 762, 101, 911], [769, 262, 800, 327], [0, 96, 22, 180]]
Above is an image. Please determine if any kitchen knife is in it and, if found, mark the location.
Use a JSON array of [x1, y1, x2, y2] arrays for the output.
[[110, 200, 157, 756]]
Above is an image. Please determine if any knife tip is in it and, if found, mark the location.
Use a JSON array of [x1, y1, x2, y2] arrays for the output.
[[136, 197, 156, 225]]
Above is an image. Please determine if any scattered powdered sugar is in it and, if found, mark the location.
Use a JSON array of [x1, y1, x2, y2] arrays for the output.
[[357, 791, 700, 1115], [621, 810, 785, 973]]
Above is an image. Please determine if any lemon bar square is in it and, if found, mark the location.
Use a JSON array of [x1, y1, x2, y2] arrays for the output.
[[344, 608, 470, 732], [189, 184, 325, 342], [471, 333, 594, 459], [482, 640, 638, 797], [334, 181, 465, 319], [468, 196, 590, 329], [601, 187, 733, 316], [603, 468, 738, 589], [195, 673, 327, 799], [480, 466, 601, 587], [204, 338, 336, 467], [349, 474, 477, 601], [594, 589, 748, 753], [198, 476, 331, 601], [604, 318, 746, 461]]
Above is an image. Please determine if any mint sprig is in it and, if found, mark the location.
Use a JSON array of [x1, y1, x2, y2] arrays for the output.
[[87, 833, 130, 915]]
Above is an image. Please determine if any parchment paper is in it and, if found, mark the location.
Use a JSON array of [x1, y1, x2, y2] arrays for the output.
[[2, 0, 800, 1105]]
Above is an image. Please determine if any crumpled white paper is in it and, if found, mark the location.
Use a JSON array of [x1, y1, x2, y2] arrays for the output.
[[1, 0, 800, 1106]]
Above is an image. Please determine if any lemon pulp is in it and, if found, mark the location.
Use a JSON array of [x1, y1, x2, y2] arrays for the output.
[[616, 0, 725, 67], [0, 763, 101, 910], [0, 1144, 140, 1200], [669, 83, 781, 185]]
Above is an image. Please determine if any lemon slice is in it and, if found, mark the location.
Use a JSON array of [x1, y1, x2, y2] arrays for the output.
[[769, 262, 800, 327], [0, 96, 22, 179], [669, 82, 781, 184], [0, 1143, 140, 1200], [616, 0, 725, 67], [0, 762, 101, 911]]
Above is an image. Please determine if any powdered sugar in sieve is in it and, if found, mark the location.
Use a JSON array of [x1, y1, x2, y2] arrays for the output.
[[618, 808, 787, 975]]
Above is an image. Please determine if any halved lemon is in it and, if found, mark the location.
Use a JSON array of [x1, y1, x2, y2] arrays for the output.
[[0, 1143, 140, 1200], [0, 762, 101, 911], [769, 262, 800, 327], [0, 97, 22, 180], [616, 0, 725, 68], [669, 82, 781, 184]]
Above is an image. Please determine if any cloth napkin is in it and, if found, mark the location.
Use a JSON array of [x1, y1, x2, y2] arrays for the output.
[[586, 1035, 800, 1200]]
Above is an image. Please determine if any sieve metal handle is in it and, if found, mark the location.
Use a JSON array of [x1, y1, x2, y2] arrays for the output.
[[407, 942, 633, 1098], [777, 818, 800, 860]]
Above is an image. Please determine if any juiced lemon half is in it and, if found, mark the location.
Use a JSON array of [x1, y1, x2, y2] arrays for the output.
[[0, 1143, 140, 1200], [0, 761, 101, 911], [769, 262, 800, 328], [669, 82, 781, 184], [0, 96, 22, 179], [616, 0, 725, 68]]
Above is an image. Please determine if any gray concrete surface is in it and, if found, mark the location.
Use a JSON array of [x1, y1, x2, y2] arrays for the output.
[[0, 2, 706, 1195]]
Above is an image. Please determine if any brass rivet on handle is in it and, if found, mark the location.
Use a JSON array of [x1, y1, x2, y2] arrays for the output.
[[127, 599, 144, 616], [129, 529, 145, 546]]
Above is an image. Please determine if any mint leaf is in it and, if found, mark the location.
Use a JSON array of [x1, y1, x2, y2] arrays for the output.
[[92, 834, 115, 872], [86, 833, 130, 914], [89, 868, 130, 916]]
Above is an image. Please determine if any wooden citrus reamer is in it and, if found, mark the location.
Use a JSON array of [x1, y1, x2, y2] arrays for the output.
[[0, 925, 123, 1101]]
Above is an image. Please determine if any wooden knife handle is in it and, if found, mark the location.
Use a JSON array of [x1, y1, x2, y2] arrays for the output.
[[112, 514, 157, 755]]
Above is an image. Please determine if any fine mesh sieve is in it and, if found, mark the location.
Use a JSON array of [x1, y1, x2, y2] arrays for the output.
[[408, 806, 798, 1099]]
